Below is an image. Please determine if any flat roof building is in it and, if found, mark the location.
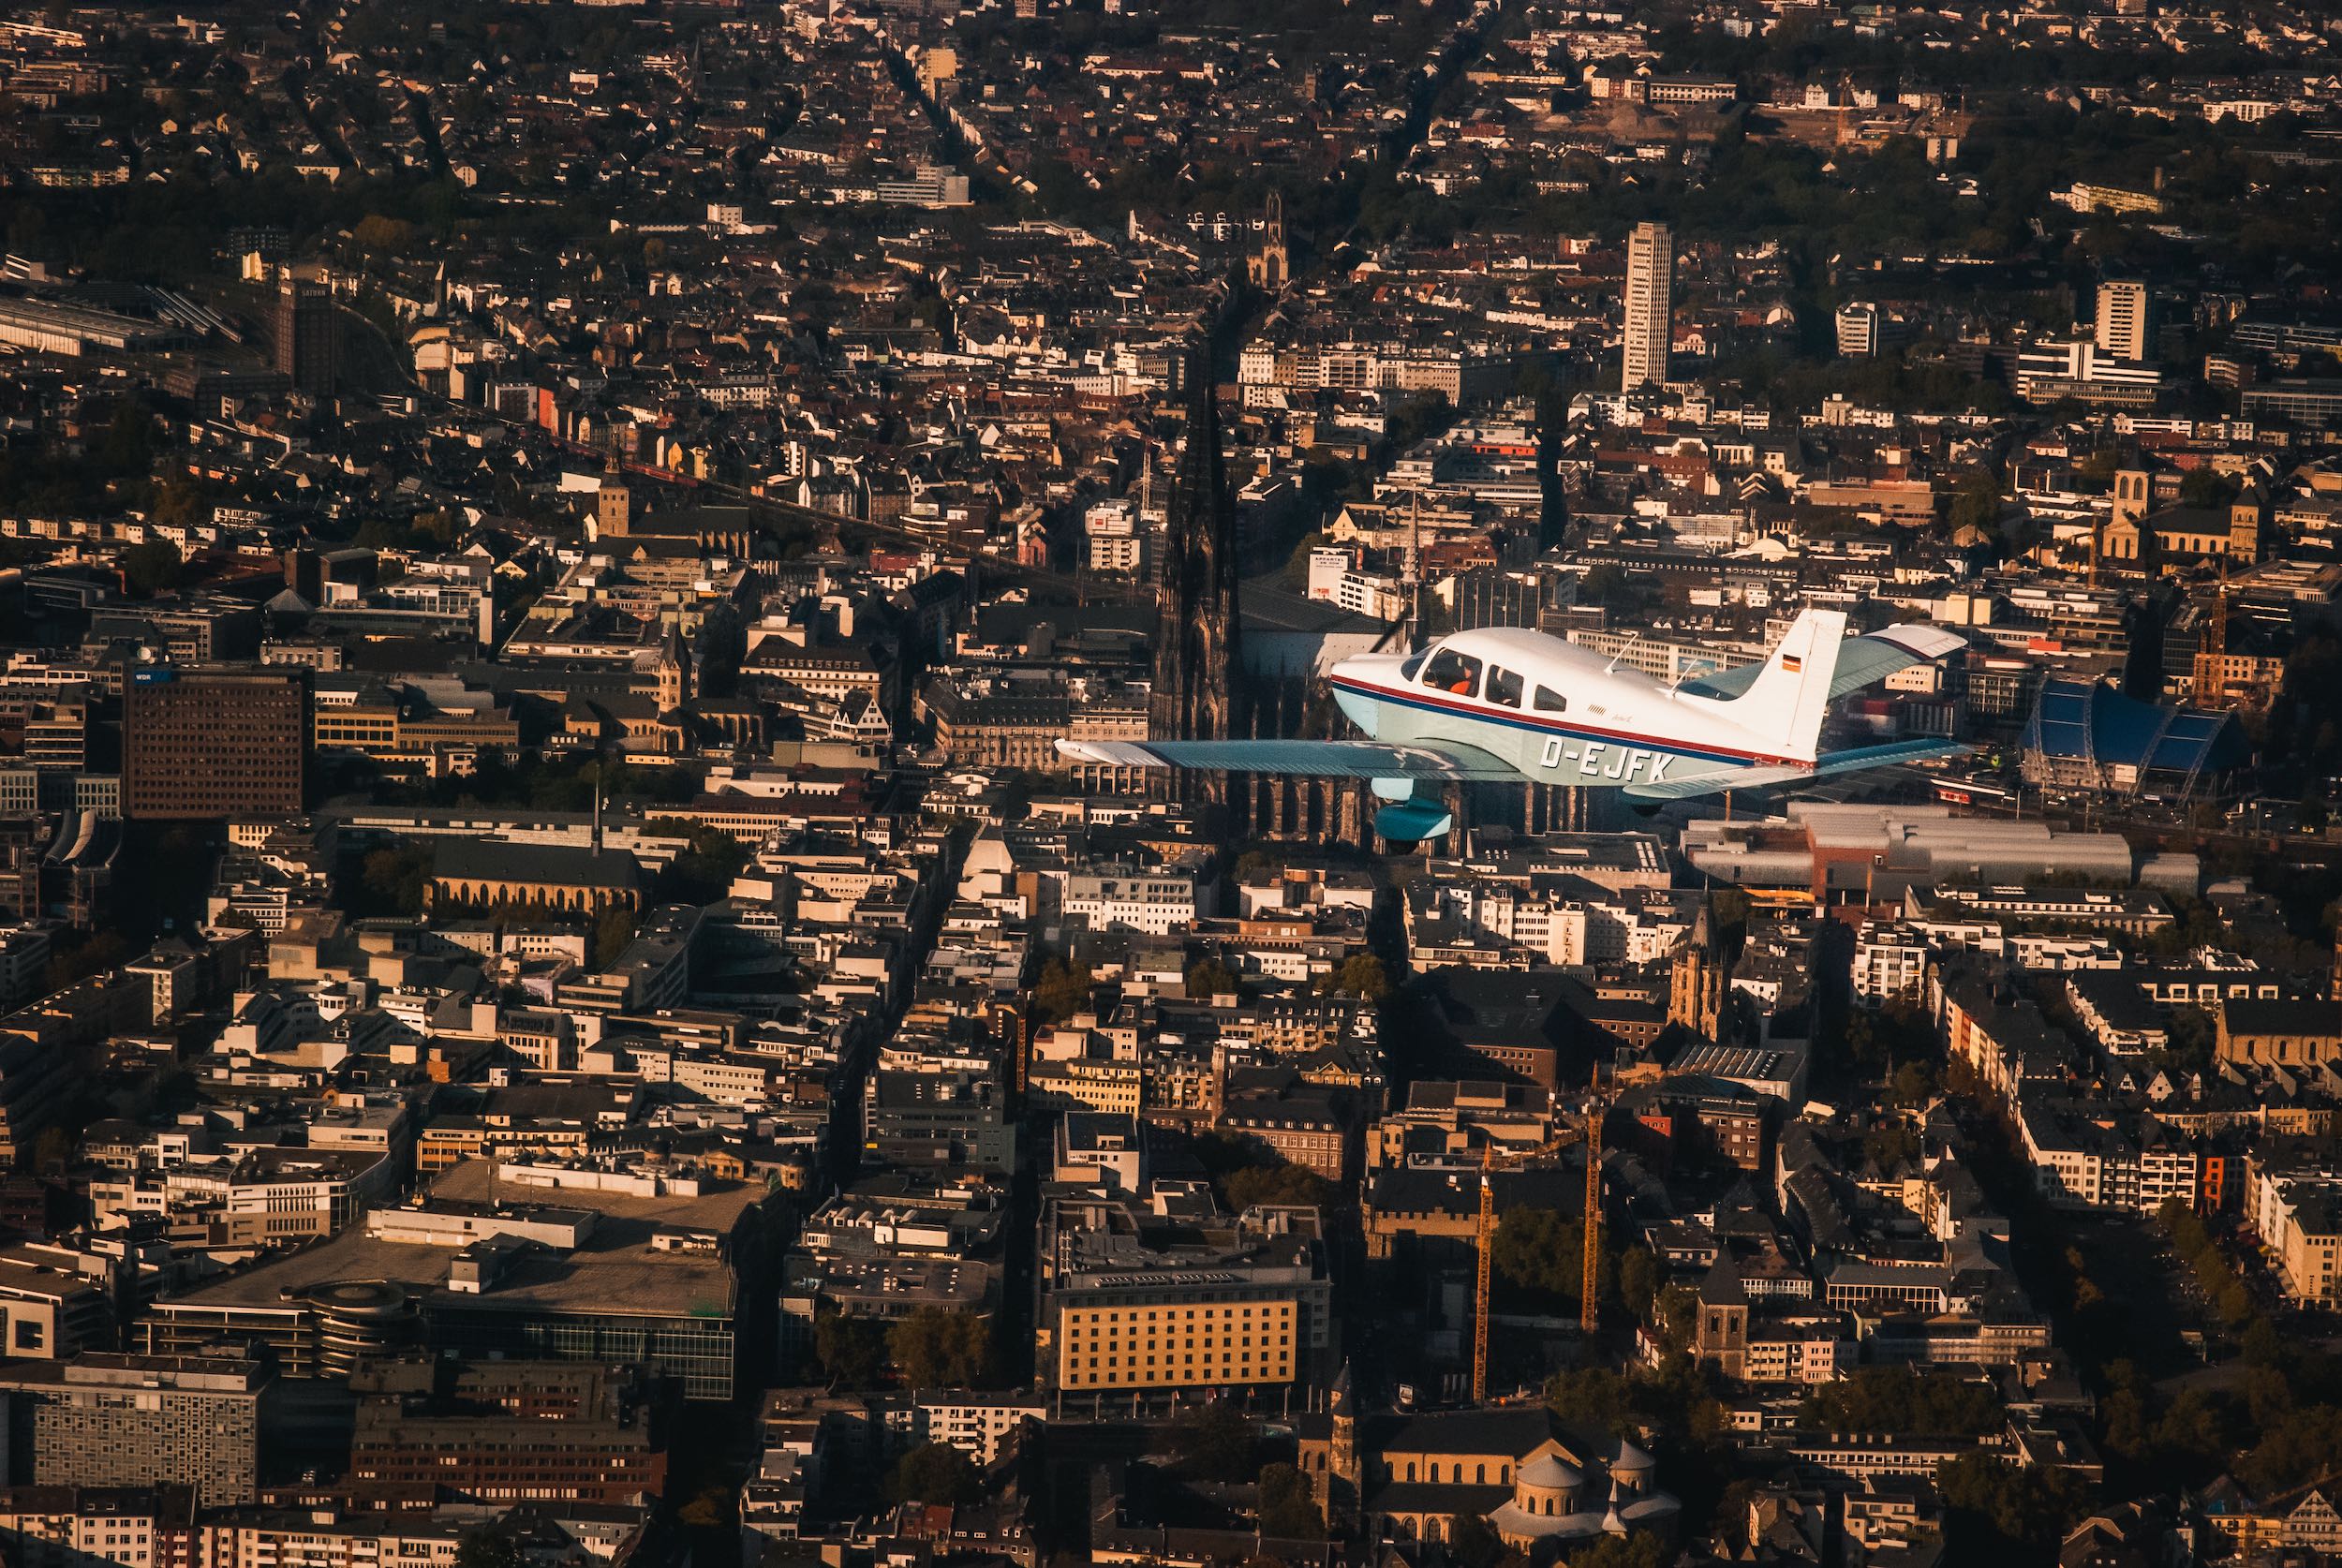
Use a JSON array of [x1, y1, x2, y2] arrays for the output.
[[141, 1158, 782, 1400], [123, 668, 308, 821]]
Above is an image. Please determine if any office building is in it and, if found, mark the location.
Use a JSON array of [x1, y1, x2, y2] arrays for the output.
[[1622, 222, 1673, 391], [1836, 302, 1882, 358], [1039, 1195, 1332, 1395], [2096, 277, 2151, 362], [142, 1157, 782, 1400], [0, 1353, 274, 1507], [0, 818, 37, 923], [123, 669, 308, 821], [0, 1485, 201, 1568], [1835, 302, 1905, 360], [348, 1359, 668, 1506], [2013, 340, 2165, 406], [271, 271, 337, 397]]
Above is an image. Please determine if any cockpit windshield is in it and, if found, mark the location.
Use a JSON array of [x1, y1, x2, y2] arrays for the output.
[[1421, 647, 1483, 698], [1398, 649, 1429, 682]]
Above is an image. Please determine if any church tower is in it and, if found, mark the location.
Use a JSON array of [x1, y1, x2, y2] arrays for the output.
[[2229, 483, 2266, 564], [1324, 1360, 1360, 1531], [598, 461, 632, 540], [1248, 193, 1288, 293], [1692, 1257, 1749, 1379], [1668, 901, 1727, 1042], [1149, 346, 1241, 790], [656, 626, 692, 712]]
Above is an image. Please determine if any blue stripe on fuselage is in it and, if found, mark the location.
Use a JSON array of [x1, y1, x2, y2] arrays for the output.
[[1331, 678, 1784, 768]]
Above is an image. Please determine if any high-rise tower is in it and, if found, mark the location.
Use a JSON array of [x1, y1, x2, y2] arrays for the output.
[[1622, 222, 1673, 392], [1149, 348, 1240, 782], [2096, 276, 2150, 362], [273, 270, 339, 398]]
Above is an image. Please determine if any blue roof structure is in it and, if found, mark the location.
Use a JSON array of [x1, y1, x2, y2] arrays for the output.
[[2020, 678, 2248, 796]]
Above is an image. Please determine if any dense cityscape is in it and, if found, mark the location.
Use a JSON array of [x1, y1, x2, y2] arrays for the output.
[[1, 0, 2341, 1565]]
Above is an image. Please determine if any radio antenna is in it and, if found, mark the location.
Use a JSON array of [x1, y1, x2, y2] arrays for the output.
[[1407, 492, 1424, 648]]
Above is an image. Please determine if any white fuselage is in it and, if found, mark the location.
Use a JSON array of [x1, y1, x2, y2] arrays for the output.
[[1328, 626, 1801, 791]]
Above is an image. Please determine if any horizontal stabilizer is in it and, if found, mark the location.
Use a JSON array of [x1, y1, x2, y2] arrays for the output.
[[1622, 739, 1971, 802], [1055, 737, 1519, 781]]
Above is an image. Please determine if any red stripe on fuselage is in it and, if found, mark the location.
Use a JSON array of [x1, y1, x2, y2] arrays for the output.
[[1332, 677, 1797, 767]]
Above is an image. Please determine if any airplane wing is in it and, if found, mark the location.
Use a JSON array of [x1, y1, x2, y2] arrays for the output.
[[1680, 623, 1968, 703], [1622, 738, 1972, 803], [1055, 737, 1521, 781]]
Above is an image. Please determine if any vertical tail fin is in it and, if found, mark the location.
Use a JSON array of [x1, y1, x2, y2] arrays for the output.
[[1728, 608, 1846, 762]]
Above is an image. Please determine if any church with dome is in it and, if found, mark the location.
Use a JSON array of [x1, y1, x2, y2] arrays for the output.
[[1294, 1368, 1683, 1561]]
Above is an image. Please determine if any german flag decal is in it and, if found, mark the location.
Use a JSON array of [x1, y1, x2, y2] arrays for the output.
[[1782, 655, 1802, 673]]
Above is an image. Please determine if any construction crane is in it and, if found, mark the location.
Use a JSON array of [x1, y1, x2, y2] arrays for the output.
[[1473, 1157, 1495, 1406], [1581, 1072, 1607, 1337], [1471, 1097, 1604, 1404]]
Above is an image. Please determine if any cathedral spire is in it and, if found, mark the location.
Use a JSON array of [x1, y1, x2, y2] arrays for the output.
[[1150, 344, 1240, 771]]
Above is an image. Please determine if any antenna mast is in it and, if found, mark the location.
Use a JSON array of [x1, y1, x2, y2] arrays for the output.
[[1408, 492, 1424, 647]]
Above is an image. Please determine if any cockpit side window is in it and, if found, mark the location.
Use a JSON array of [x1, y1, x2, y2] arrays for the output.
[[1487, 667, 1524, 707], [1534, 686, 1567, 713], [1422, 648, 1483, 697], [1398, 650, 1429, 682]]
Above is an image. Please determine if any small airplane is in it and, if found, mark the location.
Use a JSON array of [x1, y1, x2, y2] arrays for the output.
[[1057, 607, 1969, 842]]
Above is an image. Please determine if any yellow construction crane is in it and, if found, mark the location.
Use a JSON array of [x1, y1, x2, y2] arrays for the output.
[[1471, 1096, 1603, 1403], [1473, 1158, 1495, 1405], [1581, 1073, 1607, 1337]]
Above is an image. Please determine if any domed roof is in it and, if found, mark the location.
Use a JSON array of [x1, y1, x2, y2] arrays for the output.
[[1519, 1455, 1583, 1489], [1609, 1440, 1654, 1473]]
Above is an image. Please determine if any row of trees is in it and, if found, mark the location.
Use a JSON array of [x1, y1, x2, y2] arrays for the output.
[[1183, 954, 1394, 1008], [811, 1307, 994, 1390]]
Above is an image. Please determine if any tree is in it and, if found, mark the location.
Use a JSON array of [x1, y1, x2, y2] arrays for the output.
[[1651, 1282, 1697, 1357], [677, 1486, 731, 1527], [30, 1126, 71, 1175], [122, 538, 184, 598], [1946, 466, 2001, 534], [1445, 1512, 1505, 1568], [1564, 1535, 1667, 1568], [1186, 960, 1239, 1001], [1935, 1453, 2082, 1556], [1490, 1206, 1583, 1299], [1618, 1246, 1660, 1324], [888, 1308, 993, 1388], [357, 845, 434, 916], [1222, 1161, 1334, 1212], [2179, 466, 2239, 509], [887, 1442, 982, 1505], [1802, 1368, 2002, 1437], [1172, 1401, 1260, 1482], [814, 1310, 886, 1386], [1544, 1366, 1632, 1436], [1316, 954, 1391, 1002], [1031, 956, 1094, 1024], [1889, 1060, 1938, 1107], [1257, 1463, 1323, 1538], [452, 1531, 524, 1568], [650, 822, 750, 906], [591, 904, 639, 968]]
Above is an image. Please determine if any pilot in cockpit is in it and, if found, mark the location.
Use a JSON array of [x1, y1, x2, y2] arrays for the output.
[[1420, 645, 1481, 697]]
